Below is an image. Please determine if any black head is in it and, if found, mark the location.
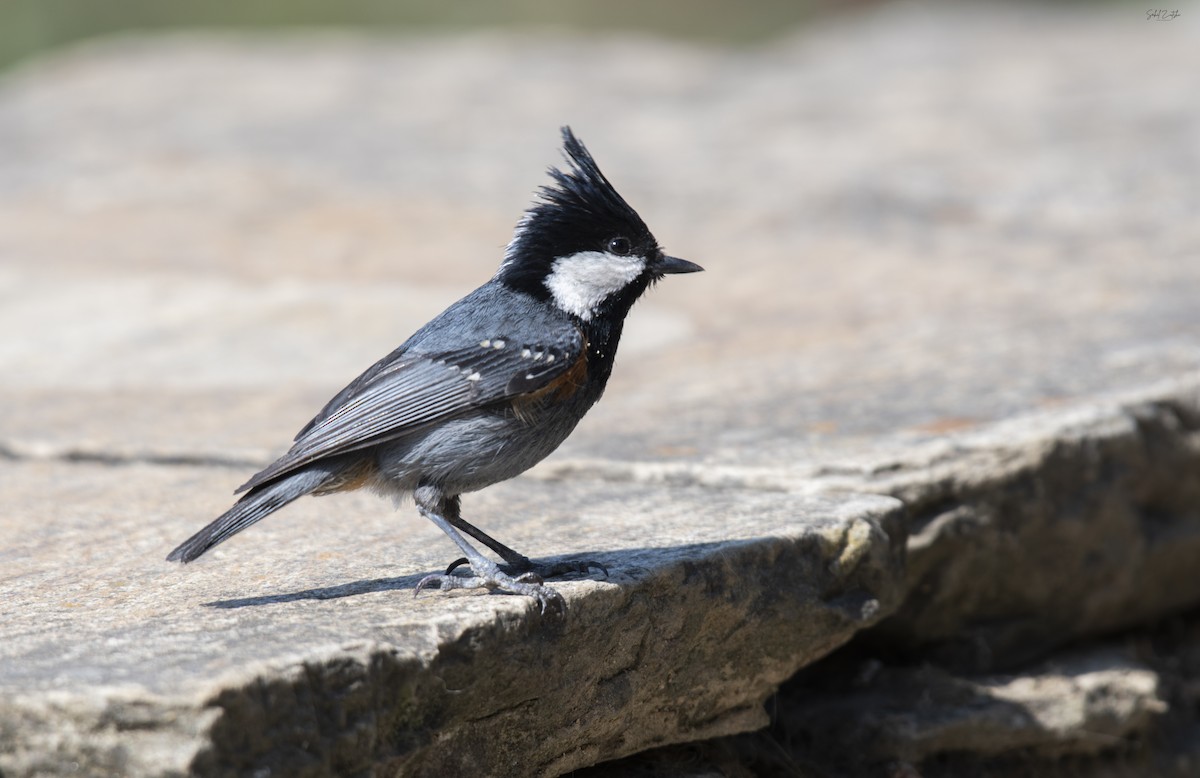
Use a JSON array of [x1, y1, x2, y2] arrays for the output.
[[496, 127, 702, 323]]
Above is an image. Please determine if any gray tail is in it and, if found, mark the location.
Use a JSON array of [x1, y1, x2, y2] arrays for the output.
[[166, 468, 331, 563]]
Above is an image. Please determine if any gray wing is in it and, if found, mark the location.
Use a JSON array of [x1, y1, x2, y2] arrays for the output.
[[236, 332, 583, 493]]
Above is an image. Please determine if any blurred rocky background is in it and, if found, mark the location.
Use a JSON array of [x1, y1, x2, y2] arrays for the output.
[[2, 1, 1199, 777]]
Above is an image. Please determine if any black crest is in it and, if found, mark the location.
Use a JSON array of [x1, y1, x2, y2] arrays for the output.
[[497, 127, 657, 297]]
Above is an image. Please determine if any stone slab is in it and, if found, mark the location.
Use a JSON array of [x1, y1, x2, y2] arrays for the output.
[[584, 633, 1193, 778], [534, 378, 1200, 671], [0, 459, 902, 776], [787, 647, 1167, 764], [856, 382, 1200, 669]]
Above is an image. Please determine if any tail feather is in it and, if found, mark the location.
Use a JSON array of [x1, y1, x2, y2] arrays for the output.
[[166, 468, 332, 563]]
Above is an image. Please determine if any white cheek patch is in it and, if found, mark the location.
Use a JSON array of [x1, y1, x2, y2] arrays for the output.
[[544, 251, 646, 320]]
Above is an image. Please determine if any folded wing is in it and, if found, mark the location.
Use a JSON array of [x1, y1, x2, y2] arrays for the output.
[[236, 331, 583, 493]]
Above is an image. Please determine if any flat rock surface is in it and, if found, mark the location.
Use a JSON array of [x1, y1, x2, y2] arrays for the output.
[[1, 459, 902, 776], [2, 2, 1199, 776], [3, 462, 896, 695]]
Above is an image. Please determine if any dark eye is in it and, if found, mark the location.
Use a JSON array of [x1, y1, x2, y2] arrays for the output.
[[606, 237, 632, 256]]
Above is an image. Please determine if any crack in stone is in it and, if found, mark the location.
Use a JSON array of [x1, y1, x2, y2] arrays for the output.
[[0, 437, 799, 492], [8, 382, 1200, 506], [0, 440, 265, 471]]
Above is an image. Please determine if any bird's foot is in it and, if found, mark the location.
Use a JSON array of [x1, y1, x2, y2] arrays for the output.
[[443, 555, 608, 580], [415, 561, 565, 615]]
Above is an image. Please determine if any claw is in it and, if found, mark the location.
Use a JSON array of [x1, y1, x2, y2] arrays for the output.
[[532, 587, 565, 616], [413, 564, 565, 615], [414, 572, 455, 596], [437, 556, 608, 580]]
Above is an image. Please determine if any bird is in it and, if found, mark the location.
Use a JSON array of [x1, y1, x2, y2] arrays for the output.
[[166, 127, 703, 612]]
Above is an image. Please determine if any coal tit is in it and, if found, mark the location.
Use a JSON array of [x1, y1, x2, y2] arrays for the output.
[[167, 127, 703, 612]]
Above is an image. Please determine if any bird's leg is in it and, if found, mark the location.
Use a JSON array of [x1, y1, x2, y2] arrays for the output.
[[440, 495, 608, 580], [440, 495, 533, 570], [412, 485, 564, 614]]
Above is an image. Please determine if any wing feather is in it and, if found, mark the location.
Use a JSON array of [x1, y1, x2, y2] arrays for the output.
[[236, 330, 583, 493]]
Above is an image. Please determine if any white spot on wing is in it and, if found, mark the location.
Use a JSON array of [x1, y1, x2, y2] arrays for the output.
[[545, 251, 646, 321]]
